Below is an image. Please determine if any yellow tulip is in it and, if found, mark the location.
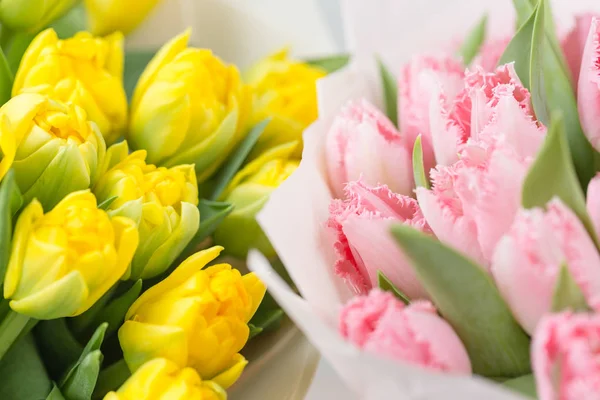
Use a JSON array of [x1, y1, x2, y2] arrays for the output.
[[94, 141, 200, 280], [245, 48, 325, 157], [118, 246, 266, 389], [13, 29, 127, 144], [4, 190, 138, 319], [0, 0, 76, 32], [213, 141, 299, 258], [104, 358, 226, 400], [128, 30, 252, 183], [1, 93, 106, 210], [85, 0, 161, 36]]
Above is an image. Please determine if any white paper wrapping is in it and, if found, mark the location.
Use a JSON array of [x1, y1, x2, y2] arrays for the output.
[[251, 0, 600, 398]]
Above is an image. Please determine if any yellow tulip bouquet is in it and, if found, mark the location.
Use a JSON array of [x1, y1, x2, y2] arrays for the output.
[[0, 1, 336, 399]]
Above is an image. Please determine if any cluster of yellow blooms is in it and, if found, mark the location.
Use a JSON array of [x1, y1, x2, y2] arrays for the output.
[[0, 0, 327, 398]]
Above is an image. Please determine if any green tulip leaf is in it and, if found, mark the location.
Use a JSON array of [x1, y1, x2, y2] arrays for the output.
[[512, 0, 536, 28], [92, 360, 129, 399], [377, 271, 410, 304], [529, 0, 550, 124], [0, 46, 13, 105], [248, 324, 264, 340], [551, 264, 590, 312], [210, 118, 271, 201], [124, 50, 156, 101], [498, 5, 536, 88], [60, 323, 107, 387], [93, 280, 142, 336], [522, 113, 599, 246], [377, 58, 399, 129], [46, 384, 67, 400], [61, 350, 103, 400], [248, 292, 284, 340], [0, 170, 22, 284], [34, 319, 84, 379], [502, 374, 537, 399], [390, 224, 531, 377], [4, 32, 35, 74], [305, 54, 351, 74], [97, 196, 118, 211], [412, 135, 430, 189], [459, 14, 487, 65]]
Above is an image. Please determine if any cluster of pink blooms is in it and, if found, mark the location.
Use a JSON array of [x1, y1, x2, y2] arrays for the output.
[[325, 14, 600, 399]]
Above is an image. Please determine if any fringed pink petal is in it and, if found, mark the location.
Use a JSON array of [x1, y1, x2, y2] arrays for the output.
[[577, 17, 600, 152]]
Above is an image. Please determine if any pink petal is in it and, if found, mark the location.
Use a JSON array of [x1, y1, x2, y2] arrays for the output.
[[586, 173, 600, 239], [562, 14, 597, 86], [577, 17, 600, 152]]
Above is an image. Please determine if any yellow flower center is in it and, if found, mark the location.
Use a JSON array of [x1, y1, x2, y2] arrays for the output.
[[34, 100, 92, 144]]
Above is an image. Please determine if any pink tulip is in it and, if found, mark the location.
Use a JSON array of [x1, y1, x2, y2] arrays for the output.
[[491, 199, 600, 334], [339, 289, 472, 374], [533, 312, 600, 400], [325, 99, 413, 199], [472, 37, 511, 72], [587, 173, 600, 238], [327, 180, 431, 298], [562, 13, 596, 86], [398, 55, 465, 171], [577, 17, 600, 152]]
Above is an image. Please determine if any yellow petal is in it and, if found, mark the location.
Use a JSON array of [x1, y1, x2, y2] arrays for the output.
[[211, 353, 248, 389], [241, 273, 266, 321], [12, 29, 59, 95]]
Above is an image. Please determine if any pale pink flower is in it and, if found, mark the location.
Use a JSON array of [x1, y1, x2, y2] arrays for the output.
[[492, 199, 600, 334], [325, 99, 413, 199], [562, 13, 597, 86], [398, 55, 465, 171], [577, 17, 600, 152], [327, 180, 431, 298], [533, 312, 600, 400], [587, 173, 600, 238], [472, 37, 511, 72], [339, 289, 472, 374]]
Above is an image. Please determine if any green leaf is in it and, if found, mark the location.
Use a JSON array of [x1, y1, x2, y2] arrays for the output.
[[390, 224, 531, 377], [305, 54, 350, 74], [522, 113, 598, 245], [412, 135, 430, 189], [210, 118, 271, 201], [459, 14, 487, 65], [61, 350, 103, 400], [69, 286, 117, 337], [377, 271, 410, 304], [47, 384, 67, 400], [551, 264, 589, 312], [60, 323, 107, 387], [377, 58, 399, 129], [92, 360, 129, 399], [97, 196, 118, 211], [5, 32, 35, 74], [498, 6, 536, 88], [529, 0, 550, 124], [502, 374, 537, 399], [248, 292, 284, 340], [93, 280, 142, 337], [512, 0, 536, 27], [248, 324, 263, 340], [34, 319, 84, 379], [124, 50, 156, 101], [0, 170, 22, 284], [0, 46, 13, 105], [0, 335, 53, 400]]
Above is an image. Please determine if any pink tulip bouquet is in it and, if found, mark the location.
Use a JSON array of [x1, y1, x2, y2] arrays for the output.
[[248, 0, 600, 399]]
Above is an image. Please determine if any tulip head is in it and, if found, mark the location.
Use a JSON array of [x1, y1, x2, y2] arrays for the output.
[[103, 358, 226, 400], [129, 30, 251, 183], [213, 141, 298, 259], [13, 29, 127, 144], [2, 93, 106, 210], [119, 246, 266, 388], [0, 0, 76, 32], [340, 290, 472, 374], [245, 48, 325, 157], [4, 190, 138, 319], [94, 141, 199, 280], [84, 0, 161, 36], [576, 17, 600, 152]]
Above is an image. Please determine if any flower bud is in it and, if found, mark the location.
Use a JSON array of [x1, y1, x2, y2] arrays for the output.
[[213, 142, 298, 259], [104, 358, 226, 400], [84, 0, 161, 36], [4, 190, 138, 319], [128, 30, 251, 183], [245, 49, 325, 157], [0, 0, 76, 32], [576, 17, 600, 152], [2, 93, 106, 210], [94, 141, 199, 280], [119, 246, 266, 389], [13, 29, 127, 144], [340, 289, 472, 374]]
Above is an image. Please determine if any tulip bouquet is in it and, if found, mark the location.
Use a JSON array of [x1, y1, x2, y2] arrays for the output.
[[250, 0, 600, 399], [0, 0, 331, 399]]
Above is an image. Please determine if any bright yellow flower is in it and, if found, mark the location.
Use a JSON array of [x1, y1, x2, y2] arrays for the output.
[[4, 190, 138, 319], [245, 48, 325, 157], [1, 93, 105, 210], [85, 0, 161, 36], [118, 246, 266, 389], [0, 0, 76, 32], [13, 29, 127, 144], [128, 30, 252, 183], [104, 358, 226, 400], [214, 141, 299, 258], [94, 141, 199, 280]]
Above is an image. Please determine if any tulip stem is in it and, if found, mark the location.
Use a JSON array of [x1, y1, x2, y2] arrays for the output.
[[0, 309, 32, 361]]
